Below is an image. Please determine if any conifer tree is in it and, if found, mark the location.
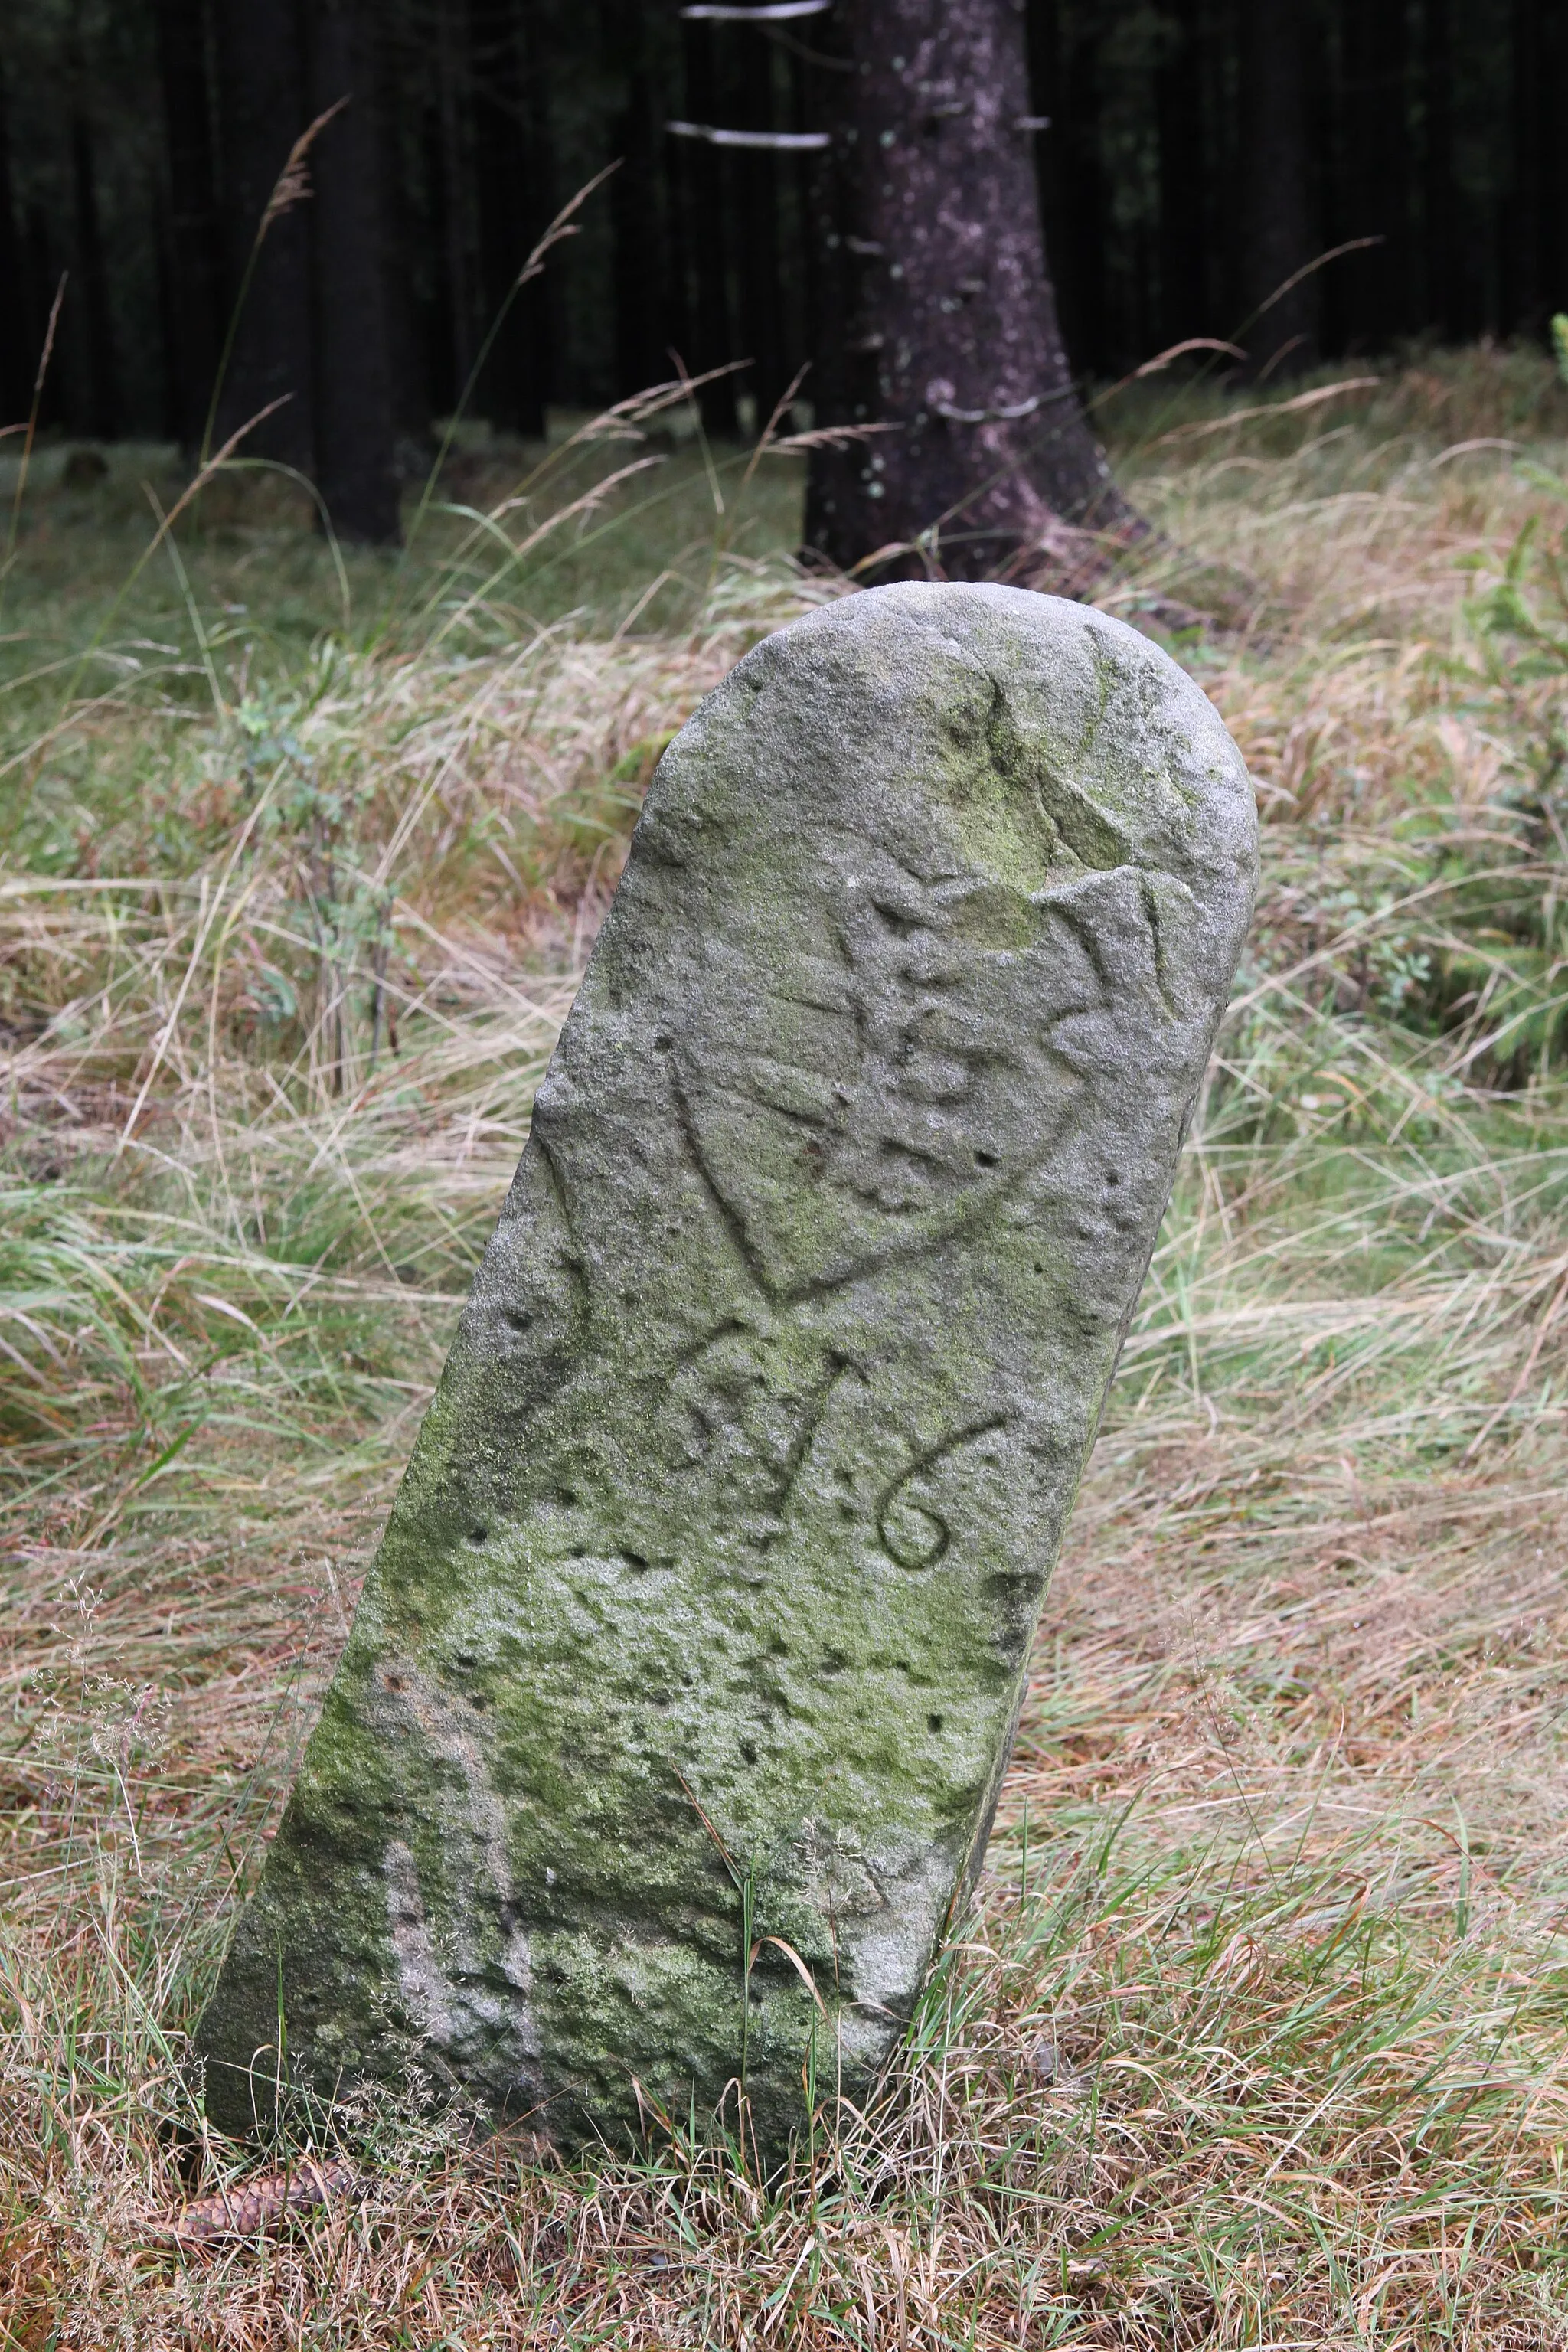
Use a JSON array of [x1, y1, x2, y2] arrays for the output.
[[805, 0, 1132, 585]]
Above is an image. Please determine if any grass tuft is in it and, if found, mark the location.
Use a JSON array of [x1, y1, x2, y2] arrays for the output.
[[7, 350, 1568, 2344]]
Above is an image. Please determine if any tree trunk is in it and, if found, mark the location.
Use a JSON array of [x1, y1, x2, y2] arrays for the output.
[[1237, 0, 1315, 375], [789, 41, 822, 416], [1542, 0, 1568, 344], [0, 63, 33, 423], [1156, 0, 1207, 348], [679, 16, 738, 438], [805, 0, 1129, 585], [70, 109, 119, 439], [1023, 0, 1074, 354], [513, 0, 555, 439], [433, 0, 477, 408], [213, 0, 315, 469], [1370, 0, 1413, 340], [603, 0, 669, 403], [800, 6, 852, 458], [309, 0, 400, 542], [1421, 0, 1455, 338], [1060, 10, 1109, 380], [155, 0, 225, 452], [472, 0, 531, 430], [1503, 0, 1547, 335], [374, 0, 430, 449], [24, 204, 63, 432], [1332, 0, 1411, 350], [735, 25, 789, 432]]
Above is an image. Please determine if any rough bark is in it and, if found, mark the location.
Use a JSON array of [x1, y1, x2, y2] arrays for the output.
[[1237, 0, 1315, 377], [309, 0, 400, 543], [155, 0, 225, 452], [804, 0, 1131, 587], [213, 0, 315, 469]]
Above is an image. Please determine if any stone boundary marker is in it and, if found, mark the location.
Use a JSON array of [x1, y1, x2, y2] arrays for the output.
[[198, 582, 1257, 2158]]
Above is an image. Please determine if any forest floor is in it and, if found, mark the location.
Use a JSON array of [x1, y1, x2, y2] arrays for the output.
[[6, 345, 1568, 2346]]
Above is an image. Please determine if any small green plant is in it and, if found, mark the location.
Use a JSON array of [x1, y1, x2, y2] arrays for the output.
[[1464, 483, 1568, 710], [1552, 312, 1568, 388]]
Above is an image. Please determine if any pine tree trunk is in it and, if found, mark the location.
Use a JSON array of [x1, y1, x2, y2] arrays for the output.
[[1368, 0, 1413, 339], [789, 43, 822, 404], [1504, 0, 1544, 332], [603, 0, 669, 403], [309, 0, 400, 542], [433, 0, 476, 407], [1060, 13, 1108, 381], [1238, 0, 1315, 375], [1334, 0, 1412, 350], [1023, 0, 1075, 357], [680, 16, 739, 439], [1542, 0, 1568, 335], [213, 0, 315, 469], [155, 0, 225, 453], [512, 0, 554, 439], [805, 0, 1129, 585], [735, 26, 789, 432], [1421, 0, 1455, 338], [70, 110, 119, 439], [1156, 0, 1207, 348], [374, 0, 433, 449], [471, 0, 531, 430], [0, 64, 33, 423]]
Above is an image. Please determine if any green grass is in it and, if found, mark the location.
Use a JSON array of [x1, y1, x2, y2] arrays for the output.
[[0, 414, 805, 684], [6, 352, 1568, 2344]]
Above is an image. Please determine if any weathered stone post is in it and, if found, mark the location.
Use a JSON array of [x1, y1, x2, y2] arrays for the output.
[[198, 583, 1256, 2157]]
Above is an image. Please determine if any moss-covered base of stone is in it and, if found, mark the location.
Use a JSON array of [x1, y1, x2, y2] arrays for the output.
[[198, 1854, 903, 2164]]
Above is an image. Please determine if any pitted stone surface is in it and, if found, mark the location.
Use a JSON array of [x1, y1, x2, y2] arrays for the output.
[[198, 582, 1256, 2154]]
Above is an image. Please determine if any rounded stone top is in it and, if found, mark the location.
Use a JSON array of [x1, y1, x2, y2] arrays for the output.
[[648, 580, 1257, 994]]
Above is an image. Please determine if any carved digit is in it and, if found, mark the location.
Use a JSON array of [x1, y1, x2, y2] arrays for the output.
[[875, 1417, 1009, 1570]]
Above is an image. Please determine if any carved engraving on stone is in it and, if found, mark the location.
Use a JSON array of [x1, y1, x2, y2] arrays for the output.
[[666, 1324, 854, 1544], [367, 1661, 543, 2109], [875, 1418, 1011, 1570], [673, 850, 1113, 1302]]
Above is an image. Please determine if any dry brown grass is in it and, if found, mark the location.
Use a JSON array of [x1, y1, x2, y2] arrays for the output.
[[6, 355, 1568, 2344]]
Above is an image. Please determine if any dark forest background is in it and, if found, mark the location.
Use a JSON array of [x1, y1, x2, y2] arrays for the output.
[[0, 1, 1560, 520]]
